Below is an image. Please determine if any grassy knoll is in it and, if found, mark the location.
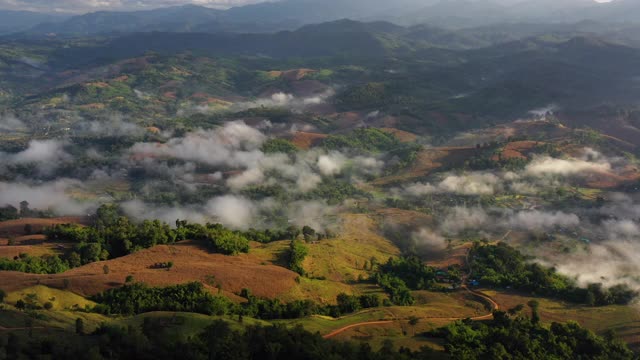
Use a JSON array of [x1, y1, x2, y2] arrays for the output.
[[303, 214, 400, 282], [6, 285, 96, 310]]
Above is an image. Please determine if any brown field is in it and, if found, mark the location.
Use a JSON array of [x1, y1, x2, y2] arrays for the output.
[[290, 131, 328, 149], [0, 235, 68, 259], [380, 128, 418, 143], [1, 240, 299, 299], [375, 208, 434, 228], [580, 167, 640, 189], [446, 120, 572, 147], [372, 146, 477, 186], [0, 217, 88, 237]]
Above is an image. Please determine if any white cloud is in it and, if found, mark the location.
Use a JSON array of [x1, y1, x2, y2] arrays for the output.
[[0, 180, 94, 215], [0, 139, 71, 175], [0, 114, 27, 132]]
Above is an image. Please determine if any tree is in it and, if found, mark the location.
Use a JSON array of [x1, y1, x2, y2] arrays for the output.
[[167, 261, 174, 271], [408, 316, 419, 336], [68, 252, 82, 268], [336, 293, 361, 314], [19, 201, 30, 216], [15, 299, 26, 310], [44, 301, 53, 310], [75, 318, 84, 334], [527, 300, 540, 324], [125, 275, 134, 283], [0, 288, 5, 302], [302, 226, 316, 242], [23, 224, 32, 235], [103, 264, 110, 274]]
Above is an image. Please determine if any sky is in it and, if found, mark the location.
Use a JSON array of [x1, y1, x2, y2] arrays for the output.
[[0, 0, 268, 13], [0, 0, 615, 14]]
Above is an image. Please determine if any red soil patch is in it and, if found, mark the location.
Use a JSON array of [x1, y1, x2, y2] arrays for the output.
[[85, 82, 109, 88], [271, 69, 316, 81], [112, 75, 129, 82], [580, 167, 640, 189], [78, 103, 105, 110], [492, 141, 540, 161], [1, 241, 299, 299], [290, 131, 328, 149]]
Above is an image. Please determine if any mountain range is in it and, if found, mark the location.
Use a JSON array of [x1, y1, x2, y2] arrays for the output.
[[2, 0, 640, 37]]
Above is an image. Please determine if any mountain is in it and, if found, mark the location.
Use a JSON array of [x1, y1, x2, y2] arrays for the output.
[[224, 0, 431, 25], [0, 10, 68, 34], [13, 0, 640, 38], [47, 19, 411, 68], [27, 5, 226, 35]]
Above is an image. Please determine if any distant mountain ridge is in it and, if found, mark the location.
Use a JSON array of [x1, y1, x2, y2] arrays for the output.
[[5, 0, 640, 37]]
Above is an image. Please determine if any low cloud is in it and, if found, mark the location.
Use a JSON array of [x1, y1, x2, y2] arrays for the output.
[[0, 180, 95, 215], [504, 210, 580, 231], [73, 116, 146, 137], [403, 173, 502, 197], [229, 90, 335, 113], [0, 140, 71, 175], [412, 228, 447, 252], [525, 151, 612, 177], [0, 114, 27, 132]]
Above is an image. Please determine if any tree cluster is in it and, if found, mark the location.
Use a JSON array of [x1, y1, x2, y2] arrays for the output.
[[434, 309, 633, 359], [469, 242, 638, 306]]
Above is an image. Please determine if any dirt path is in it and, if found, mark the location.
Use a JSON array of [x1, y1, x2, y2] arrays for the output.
[[323, 235, 506, 339], [322, 287, 501, 339], [322, 320, 395, 338], [0, 325, 45, 331]]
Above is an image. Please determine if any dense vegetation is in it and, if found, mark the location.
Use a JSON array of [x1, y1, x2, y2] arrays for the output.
[[470, 242, 638, 306], [372, 256, 445, 306], [3, 300, 630, 360], [0, 253, 69, 274], [435, 310, 633, 359], [322, 128, 399, 153], [0, 319, 443, 360], [288, 240, 308, 276], [92, 282, 229, 316], [91, 281, 380, 319]]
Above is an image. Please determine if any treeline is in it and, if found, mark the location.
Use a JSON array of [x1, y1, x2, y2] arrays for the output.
[[322, 128, 399, 153], [91, 281, 382, 320], [0, 319, 441, 360], [0, 253, 69, 274], [0, 201, 49, 221], [434, 309, 633, 359], [288, 240, 308, 275], [470, 242, 638, 306], [1, 205, 307, 274], [4, 301, 631, 360], [373, 256, 442, 306]]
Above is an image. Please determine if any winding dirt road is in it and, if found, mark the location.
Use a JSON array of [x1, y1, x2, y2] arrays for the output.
[[323, 242, 503, 339]]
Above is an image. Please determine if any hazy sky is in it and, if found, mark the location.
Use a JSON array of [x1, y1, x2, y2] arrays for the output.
[[0, 0, 614, 14], [0, 0, 267, 13]]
